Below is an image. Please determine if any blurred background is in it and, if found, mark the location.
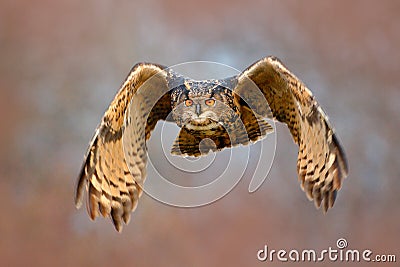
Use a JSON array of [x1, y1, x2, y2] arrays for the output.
[[1, 0, 399, 266]]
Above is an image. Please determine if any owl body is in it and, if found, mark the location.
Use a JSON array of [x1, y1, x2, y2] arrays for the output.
[[169, 79, 272, 155], [75, 57, 348, 232]]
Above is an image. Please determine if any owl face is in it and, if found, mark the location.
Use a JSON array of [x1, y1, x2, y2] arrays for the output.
[[171, 80, 239, 133]]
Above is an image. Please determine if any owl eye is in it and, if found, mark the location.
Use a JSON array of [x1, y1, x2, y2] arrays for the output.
[[184, 99, 193, 107], [205, 98, 215, 106]]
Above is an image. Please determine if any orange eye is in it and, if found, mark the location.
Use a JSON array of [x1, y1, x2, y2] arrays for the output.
[[205, 98, 215, 106], [185, 99, 193, 107]]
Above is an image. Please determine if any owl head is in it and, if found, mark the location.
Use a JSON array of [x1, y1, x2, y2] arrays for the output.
[[170, 79, 239, 133]]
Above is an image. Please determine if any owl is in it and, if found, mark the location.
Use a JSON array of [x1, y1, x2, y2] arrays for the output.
[[75, 56, 348, 232]]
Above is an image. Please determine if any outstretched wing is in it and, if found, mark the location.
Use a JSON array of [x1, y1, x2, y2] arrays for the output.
[[234, 56, 348, 211], [75, 63, 173, 232]]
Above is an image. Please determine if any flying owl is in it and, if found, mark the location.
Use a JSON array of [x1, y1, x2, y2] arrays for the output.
[[75, 56, 348, 232]]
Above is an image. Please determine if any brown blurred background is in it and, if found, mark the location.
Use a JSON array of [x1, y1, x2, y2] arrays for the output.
[[1, 0, 399, 266]]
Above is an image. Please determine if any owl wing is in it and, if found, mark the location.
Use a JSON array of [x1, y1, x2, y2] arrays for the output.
[[233, 56, 348, 211], [75, 63, 173, 232]]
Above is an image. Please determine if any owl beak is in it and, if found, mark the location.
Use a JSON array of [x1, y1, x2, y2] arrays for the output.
[[195, 104, 201, 116]]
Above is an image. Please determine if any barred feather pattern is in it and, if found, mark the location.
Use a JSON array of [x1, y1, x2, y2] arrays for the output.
[[75, 63, 170, 231], [235, 56, 348, 211]]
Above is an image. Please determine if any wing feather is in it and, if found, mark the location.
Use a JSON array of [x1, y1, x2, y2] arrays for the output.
[[234, 56, 348, 211], [75, 63, 172, 231]]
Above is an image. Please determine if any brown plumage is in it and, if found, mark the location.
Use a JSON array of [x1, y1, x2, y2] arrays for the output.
[[75, 56, 348, 232]]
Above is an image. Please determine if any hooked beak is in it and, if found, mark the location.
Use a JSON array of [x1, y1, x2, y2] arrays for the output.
[[195, 104, 201, 116]]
